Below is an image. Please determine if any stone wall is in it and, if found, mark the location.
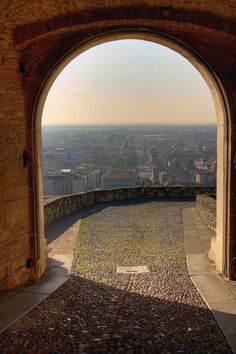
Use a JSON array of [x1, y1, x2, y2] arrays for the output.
[[196, 194, 216, 232], [44, 187, 215, 226]]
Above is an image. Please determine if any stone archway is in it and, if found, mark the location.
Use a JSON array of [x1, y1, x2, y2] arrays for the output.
[[1, 2, 235, 290], [32, 31, 230, 279]]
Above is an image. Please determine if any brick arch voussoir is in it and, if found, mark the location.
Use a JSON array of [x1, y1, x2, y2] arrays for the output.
[[21, 26, 235, 132], [13, 5, 236, 49]]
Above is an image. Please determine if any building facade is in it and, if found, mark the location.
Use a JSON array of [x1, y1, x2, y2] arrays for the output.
[[101, 170, 139, 189]]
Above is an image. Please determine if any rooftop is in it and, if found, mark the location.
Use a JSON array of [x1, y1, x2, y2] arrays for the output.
[[102, 170, 137, 179]]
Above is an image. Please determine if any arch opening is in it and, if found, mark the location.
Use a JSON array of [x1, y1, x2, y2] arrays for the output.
[[33, 31, 230, 279]]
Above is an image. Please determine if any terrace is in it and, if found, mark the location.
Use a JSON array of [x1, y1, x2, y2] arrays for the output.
[[1, 187, 236, 352]]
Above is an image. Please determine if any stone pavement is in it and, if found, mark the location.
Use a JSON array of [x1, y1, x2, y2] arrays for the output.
[[0, 200, 233, 353], [183, 207, 236, 353]]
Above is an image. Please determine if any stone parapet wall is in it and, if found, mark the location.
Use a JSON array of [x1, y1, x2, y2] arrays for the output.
[[44, 187, 215, 226], [196, 194, 216, 232]]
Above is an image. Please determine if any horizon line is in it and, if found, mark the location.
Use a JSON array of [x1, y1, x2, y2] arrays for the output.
[[42, 123, 216, 126]]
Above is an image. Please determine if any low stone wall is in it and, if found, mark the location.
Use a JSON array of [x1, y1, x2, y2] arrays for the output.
[[44, 186, 215, 226], [196, 194, 216, 232]]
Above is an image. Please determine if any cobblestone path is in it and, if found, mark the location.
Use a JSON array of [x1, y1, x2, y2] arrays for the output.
[[0, 201, 231, 353]]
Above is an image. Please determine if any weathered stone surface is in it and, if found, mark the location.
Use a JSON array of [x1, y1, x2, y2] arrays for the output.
[[0, 201, 231, 352], [197, 194, 216, 232], [44, 186, 215, 225]]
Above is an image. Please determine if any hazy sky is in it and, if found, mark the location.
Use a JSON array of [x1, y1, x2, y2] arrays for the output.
[[42, 40, 216, 125]]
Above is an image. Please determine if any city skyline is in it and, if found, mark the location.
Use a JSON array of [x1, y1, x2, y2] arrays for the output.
[[42, 123, 216, 126], [43, 124, 216, 196], [42, 40, 217, 126]]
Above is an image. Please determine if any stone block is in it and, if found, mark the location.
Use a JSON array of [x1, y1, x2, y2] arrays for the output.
[[5, 158, 28, 185], [0, 206, 6, 230], [22, 241, 30, 254], [7, 274, 20, 289], [0, 264, 6, 280], [196, 194, 216, 232], [0, 161, 5, 173], [11, 256, 26, 272], [9, 220, 28, 236], [11, 257, 20, 272], [6, 198, 28, 224], [10, 245, 24, 260], [0, 247, 9, 265], [4, 185, 28, 202], [0, 279, 7, 291], [5, 262, 12, 277], [0, 143, 7, 160], [0, 229, 11, 242], [7, 238, 18, 248], [4, 111, 14, 120], [6, 142, 25, 156]]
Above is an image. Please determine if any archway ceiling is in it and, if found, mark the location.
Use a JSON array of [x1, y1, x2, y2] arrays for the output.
[[1, 0, 236, 27], [4, 1, 234, 121], [0, 1, 236, 44]]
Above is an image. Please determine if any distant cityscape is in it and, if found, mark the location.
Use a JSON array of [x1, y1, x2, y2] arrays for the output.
[[42, 124, 216, 197]]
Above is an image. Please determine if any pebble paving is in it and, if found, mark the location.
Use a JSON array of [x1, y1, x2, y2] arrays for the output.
[[0, 201, 232, 353]]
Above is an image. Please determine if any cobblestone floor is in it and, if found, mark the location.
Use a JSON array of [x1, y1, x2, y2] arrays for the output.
[[0, 201, 232, 353]]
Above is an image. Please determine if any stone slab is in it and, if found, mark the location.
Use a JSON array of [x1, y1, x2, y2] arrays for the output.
[[116, 265, 149, 274], [191, 273, 234, 301], [0, 292, 47, 332], [0, 215, 80, 333], [183, 208, 236, 353], [186, 254, 210, 276]]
